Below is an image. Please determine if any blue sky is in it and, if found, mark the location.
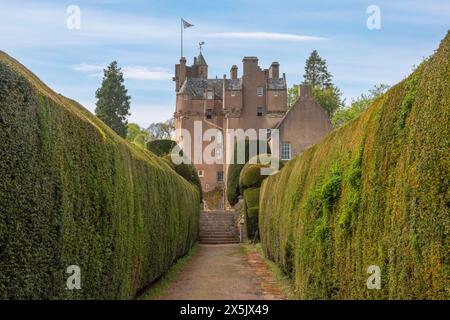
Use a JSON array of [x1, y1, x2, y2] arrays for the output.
[[1, 0, 448, 128]]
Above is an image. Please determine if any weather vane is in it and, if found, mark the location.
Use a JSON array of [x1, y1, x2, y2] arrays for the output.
[[199, 41, 205, 52]]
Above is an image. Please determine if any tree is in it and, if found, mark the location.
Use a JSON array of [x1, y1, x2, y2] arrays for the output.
[[287, 50, 344, 118], [332, 84, 390, 128], [126, 123, 150, 149], [312, 85, 345, 119], [303, 50, 332, 88], [147, 118, 174, 140], [95, 61, 131, 138]]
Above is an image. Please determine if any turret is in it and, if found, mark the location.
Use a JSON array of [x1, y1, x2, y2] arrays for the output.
[[196, 52, 208, 79]]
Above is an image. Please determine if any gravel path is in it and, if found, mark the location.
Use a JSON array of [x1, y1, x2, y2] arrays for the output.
[[160, 244, 286, 300]]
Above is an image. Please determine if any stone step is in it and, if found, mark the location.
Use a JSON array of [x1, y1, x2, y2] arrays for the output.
[[199, 211, 239, 244]]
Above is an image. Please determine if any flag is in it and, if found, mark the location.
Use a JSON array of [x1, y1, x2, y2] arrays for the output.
[[182, 18, 194, 29]]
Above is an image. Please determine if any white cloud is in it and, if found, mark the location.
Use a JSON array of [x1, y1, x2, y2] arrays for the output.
[[123, 66, 172, 80], [72, 63, 172, 80], [205, 32, 327, 42]]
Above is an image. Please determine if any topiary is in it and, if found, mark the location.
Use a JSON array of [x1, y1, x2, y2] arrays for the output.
[[239, 154, 283, 190], [226, 140, 270, 206], [244, 187, 260, 208]]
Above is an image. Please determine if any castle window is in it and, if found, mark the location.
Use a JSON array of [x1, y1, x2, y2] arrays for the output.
[[207, 91, 214, 100], [257, 86, 264, 97], [215, 147, 222, 160], [231, 91, 236, 97], [198, 170, 204, 177], [274, 91, 279, 97], [206, 109, 213, 119], [257, 107, 264, 117], [217, 171, 224, 182], [281, 142, 291, 160]]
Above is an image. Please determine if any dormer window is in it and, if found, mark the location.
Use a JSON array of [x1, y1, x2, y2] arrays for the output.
[[257, 86, 264, 97], [207, 91, 214, 100]]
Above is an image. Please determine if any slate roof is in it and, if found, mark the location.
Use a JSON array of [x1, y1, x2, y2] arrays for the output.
[[179, 77, 285, 99], [267, 78, 286, 90]]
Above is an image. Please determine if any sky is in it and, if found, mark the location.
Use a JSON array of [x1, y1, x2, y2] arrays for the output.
[[1, 0, 449, 128]]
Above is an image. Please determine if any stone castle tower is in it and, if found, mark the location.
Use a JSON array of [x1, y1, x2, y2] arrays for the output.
[[173, 52, 332, 209]]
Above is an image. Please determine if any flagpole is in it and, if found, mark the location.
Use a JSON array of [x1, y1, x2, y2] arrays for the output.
[[180, 18, 183, 58]]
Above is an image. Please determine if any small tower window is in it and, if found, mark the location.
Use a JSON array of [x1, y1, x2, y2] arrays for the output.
[[217, 171, 224, 182], [206, 109, 213, 119], [257, 107, 264, 117], [231, 91, 236, 97], [198, 170, 204, 177], [207, 91, 214, 100], [257, 86, 264, 97]]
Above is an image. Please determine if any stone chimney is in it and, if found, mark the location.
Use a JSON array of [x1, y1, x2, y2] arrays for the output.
[[230, 65, 238, 79], [269, 62, 279, 78], [243, 56, 258, 76], [299, 84, 312, 99]]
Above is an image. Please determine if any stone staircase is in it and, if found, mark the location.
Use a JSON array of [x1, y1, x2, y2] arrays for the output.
[[199, 211, 240, 244]]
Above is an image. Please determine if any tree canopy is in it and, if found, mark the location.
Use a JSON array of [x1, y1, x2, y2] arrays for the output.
[[95, 61, 131, 138]]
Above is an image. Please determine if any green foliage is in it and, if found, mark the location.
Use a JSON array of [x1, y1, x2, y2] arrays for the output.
[[0, 52, 200, 299], [147, 139, 178, 157], [246, 206, 259, 240], [311, 85, 345, 118], [259, 33, 450, 299], [127, 123, 150, 149], [288, 84, 344, 118], [240, 164, 268, 189], [244, 187, 260, 209], [162, 155, 202, 200], [95, 61, 131, 138], [332, 84, 390, 128], [303, 50, 332, 88], [226, 140, 270, 206]]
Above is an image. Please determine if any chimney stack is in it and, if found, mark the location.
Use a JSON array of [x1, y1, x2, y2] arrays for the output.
[[230, 65, 238, 79], [299, 84, 312, 99], [269, 62, 280, 79]]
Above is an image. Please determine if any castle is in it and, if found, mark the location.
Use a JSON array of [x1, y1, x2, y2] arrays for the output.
[[173, 52, 332, 209]]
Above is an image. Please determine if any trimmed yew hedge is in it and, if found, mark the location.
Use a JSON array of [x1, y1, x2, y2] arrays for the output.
[[259, 33, 450, 299], [0, 52, 200, 299], [147, 139, 177, 156]]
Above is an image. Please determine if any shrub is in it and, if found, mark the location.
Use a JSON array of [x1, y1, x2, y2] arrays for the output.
[[243, 187, 260, 209], [0, 52, 200, 299], [259, 33, 450, 299], [146, 139, 177, 156], [226, 140, 270, 206], [243, 187, 260, 239], [246, 206, 259, 239]]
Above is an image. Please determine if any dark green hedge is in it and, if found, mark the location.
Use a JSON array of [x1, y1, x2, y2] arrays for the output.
[[0, 52, 200, 299], [226, 141, 270, 206], [163, 155, 202, 200], [147, 139, 178, 156], [259, 33, 450, 299]]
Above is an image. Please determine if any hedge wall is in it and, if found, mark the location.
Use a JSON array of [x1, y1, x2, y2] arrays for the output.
[[0, 52, 200, 299], [147, 139, 177, 157], [259, 33, 449, 299]]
